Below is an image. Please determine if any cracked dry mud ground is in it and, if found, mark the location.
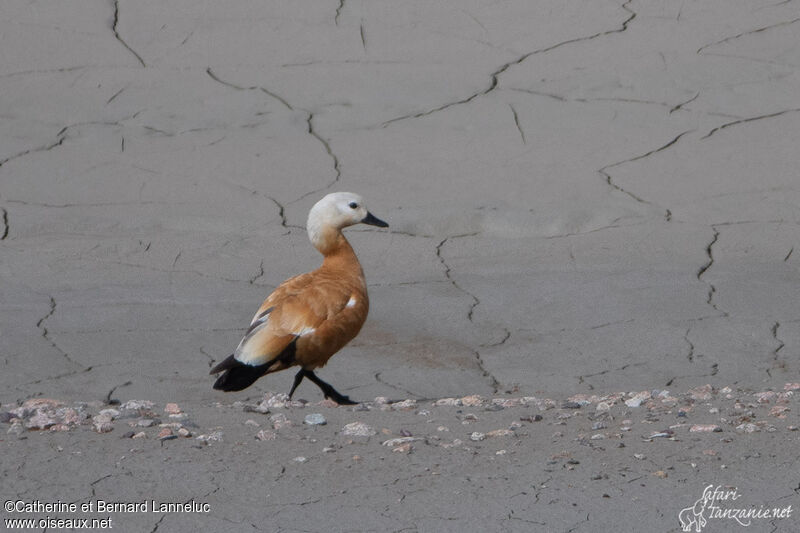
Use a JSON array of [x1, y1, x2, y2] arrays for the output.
[[1, 0, 799, 531]]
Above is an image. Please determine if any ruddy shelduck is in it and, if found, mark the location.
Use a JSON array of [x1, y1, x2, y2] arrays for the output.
[[210, 192, 388, 404]]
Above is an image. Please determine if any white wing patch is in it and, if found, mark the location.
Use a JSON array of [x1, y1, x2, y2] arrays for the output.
[[346, 296, 357, 308], [235, 307, 273, 365]]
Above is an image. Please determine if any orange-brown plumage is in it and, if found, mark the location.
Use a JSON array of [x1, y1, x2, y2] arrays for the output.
[[210, 192, 388, 404]]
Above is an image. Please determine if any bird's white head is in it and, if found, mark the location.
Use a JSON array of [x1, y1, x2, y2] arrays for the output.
[[307, 192, 388, 251]]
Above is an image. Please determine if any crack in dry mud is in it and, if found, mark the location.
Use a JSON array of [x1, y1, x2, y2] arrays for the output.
[[381, 0, 637, 128], [598, 130, 693, 220], [112, 0, 146, 67]]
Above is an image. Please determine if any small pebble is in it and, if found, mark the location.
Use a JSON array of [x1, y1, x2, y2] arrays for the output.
[[625, 397, 644, 408], [486, 429, 514, 438], [392, 443, 413, 454], [196, 431, 223, 442], [461, 395, 484, 407], [470, 432, 485, 442], [434, 398, 461, 407], [245, 403, 270, 414], [164, 403, 181, 415], [341, 422, 376, 437], [270, 413, 294, 430], [304, 413, 327, 426], [263, 392, 290, 408], [769, 406, 789, 417], [25, 411, 58, 430], [690, 424, 722, 433], [493, 398, 522, 408], [382, 437, 417, 447], [121, 400, 154, 411], [23, 398, 63, 409], [255, 429, 276, 441], [99, 408, 120, 420], [688, 385, 713, 401], [293, 456, 307, 463], [754, 391, 775, 403], [93, 419, 114, 433], [391, 399, 417, 411]]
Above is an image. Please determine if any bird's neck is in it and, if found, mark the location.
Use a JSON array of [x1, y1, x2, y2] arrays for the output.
[[314, 226, 362, 273]]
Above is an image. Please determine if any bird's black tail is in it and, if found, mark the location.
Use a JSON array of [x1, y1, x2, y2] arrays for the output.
[[209, 354, 271, 392]]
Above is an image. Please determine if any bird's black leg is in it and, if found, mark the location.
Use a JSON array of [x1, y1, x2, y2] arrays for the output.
[[303, 369, 357, 405], [288, 369, 305, 399]]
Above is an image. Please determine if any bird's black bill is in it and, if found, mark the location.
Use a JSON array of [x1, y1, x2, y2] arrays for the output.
[[362, 212, 389, 227]]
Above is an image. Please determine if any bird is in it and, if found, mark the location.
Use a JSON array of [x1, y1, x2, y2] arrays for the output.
[[209, 192, 388, 405]]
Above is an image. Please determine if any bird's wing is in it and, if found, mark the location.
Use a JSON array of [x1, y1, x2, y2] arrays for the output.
[[249, 272, 313, 324], [234, 273, 357, 367]]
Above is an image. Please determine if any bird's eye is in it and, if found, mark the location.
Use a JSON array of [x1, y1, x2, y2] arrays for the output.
[[348, 202, 358, 209]]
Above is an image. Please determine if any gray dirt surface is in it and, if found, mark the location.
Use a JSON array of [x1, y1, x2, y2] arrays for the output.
[[1, 0, 799, 531]]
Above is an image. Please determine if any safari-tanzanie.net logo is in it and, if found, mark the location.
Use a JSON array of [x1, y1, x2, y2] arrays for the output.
[[678, 484, 793, 531]]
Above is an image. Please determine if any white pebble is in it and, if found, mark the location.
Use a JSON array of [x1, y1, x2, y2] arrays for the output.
[[304, 413, 327, 426], [341, 422, 376, 437]]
